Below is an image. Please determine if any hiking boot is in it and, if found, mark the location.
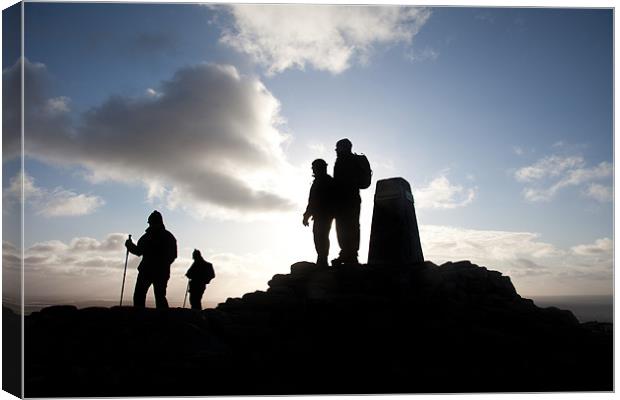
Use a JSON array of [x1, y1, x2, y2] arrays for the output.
[[347, 257, 360, 265], [331, 257, 344, 267], [316, 257, 329, 268], [332, 255, 359, 266]]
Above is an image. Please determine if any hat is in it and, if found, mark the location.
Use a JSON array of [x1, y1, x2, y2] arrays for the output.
[[312, 159, 328, 168], [336, 138, 352, 152], [148, 210, 164, 225]]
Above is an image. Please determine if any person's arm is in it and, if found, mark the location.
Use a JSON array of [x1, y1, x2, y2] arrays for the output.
[[303, 182, 317, 226], [125, 236, 143, 256], [186, 263, 194, 279]]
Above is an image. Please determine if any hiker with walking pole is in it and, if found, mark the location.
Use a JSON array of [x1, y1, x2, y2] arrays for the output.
[[119, 234, 132, 306], [125, 210, 177, 309], [185, 249, 215, 310]]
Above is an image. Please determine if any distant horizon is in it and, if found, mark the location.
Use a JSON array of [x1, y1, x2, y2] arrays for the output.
[[3, 4, 613, 308], [5, 293, 613, 324]]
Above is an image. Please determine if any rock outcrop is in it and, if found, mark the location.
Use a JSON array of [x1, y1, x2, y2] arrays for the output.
[[23, 261, 612, 396]]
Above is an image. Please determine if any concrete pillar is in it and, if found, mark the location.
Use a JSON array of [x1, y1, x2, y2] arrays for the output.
[[368, 177, 424, 265]]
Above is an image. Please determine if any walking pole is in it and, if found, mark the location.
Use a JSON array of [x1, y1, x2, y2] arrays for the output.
[[119, 234, 131, 306], [183, 281, 189, 308]]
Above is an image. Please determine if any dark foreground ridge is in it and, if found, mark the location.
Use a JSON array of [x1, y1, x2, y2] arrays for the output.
[[23, 261, 612, 396]]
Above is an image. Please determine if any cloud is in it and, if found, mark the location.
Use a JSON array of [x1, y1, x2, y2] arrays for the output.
[[4, 172, 105, 217], [583, 183, 612, 203], [45, 96, 71, 114], [2, 241, 21, 271], [571, 238, 612, 257], [420, 225, 612, 295], [9, 234, 149, 302], [514, 154, 612, 202], [145, 88, 161, 98], [421, 225, 563, 262], [41, 191, 104, 217], [413, 174, 476, 209], [515, 155, 585, 182], [4, 59, 298, 219], [12, 233, 288, 306], [406, 46, 439, 63], [552, 141, 565, 148], [219, 5, 431, 74], [17, 233, 139, 277], [9, 222, 613, 305]]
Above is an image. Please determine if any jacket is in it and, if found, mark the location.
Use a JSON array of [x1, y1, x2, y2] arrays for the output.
[[128, 224, 177, 280]]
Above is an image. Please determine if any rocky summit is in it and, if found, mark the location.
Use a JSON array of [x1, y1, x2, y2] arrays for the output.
[[23, 261, 612, 397]]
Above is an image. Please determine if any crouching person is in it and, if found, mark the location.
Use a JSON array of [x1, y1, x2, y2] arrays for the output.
[[185, 249, 215, 310]]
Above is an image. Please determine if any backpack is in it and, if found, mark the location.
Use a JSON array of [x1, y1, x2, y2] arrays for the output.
[[205, 262, 216, 284], [354, 153, 372, 189]]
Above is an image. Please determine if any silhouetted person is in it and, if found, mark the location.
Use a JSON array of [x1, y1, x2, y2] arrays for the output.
[[332, 138, 371, 266], [125, 210, 177, 309], [185, 249, 215, 310], [303, 159, 336, 267]]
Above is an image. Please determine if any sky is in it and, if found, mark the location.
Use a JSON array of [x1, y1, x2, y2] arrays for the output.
[[2, 4, 613, 308]]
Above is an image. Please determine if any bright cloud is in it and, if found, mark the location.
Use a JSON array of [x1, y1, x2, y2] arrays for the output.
[[421, 225, 562, 262], [514, 154, 612, 202], [571, 238, 612, 257], [515, 155, 585, 182], [4, 172, 104, 217], [4, 59, 300, 220], [8, 231, 303, 307], [420, 225, 612, 296], [7, 224, 612, 306], [220, 5, 431, 74], [413, 174, 476, 209]]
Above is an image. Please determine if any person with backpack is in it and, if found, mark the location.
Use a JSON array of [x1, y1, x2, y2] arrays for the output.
[[185, 249, 215, 310], [332, 138, 372, 266], [303, 159, 336, 268], [125, 210, 177, 309]]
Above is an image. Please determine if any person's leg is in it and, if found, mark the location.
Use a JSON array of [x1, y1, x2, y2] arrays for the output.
[[153, 279, 169, 309], [338, 200, 360, 263], [334, 202, 348, 263], [133, 272, 151, 308], [313, 217, 332, 266], [190, 287, 205, 310], [349, 201, 361, 261]]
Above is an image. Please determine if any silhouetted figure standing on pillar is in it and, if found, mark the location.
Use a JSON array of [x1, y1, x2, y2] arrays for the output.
[[125, 210, 177, 309], [185, 249, 215, 310], [303, 159, 336, 267], [332, 138, 372, 266]]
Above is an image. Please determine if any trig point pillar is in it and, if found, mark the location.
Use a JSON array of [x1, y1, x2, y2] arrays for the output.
[[368, 177, 424, 265]]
